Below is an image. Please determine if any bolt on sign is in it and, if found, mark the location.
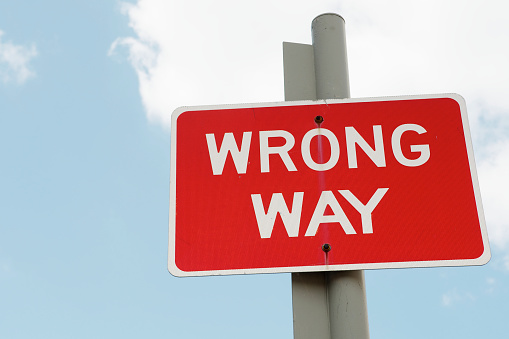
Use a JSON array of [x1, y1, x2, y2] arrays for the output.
[[168, 94, 490, 277]]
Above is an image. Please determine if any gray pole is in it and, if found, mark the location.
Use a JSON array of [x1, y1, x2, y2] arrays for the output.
[[313, 13, 369, 339], [283, 13, 370, 339], [312, 14, 350, 100]]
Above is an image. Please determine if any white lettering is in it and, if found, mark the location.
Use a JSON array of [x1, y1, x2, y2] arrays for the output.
[[251, 192, 304, 238], [391, 124, 430, 167], [206, 132, 252, 175], [259, 130, 297, 173], [208, 123, 431, 175], [338, 188, 389, 234], [346, 125, 386, 168], [301, 128, 340, 171], [305, 190, 355, 236]]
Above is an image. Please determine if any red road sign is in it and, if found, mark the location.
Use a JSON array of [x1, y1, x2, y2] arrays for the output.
[[168, 94, 490, 277]]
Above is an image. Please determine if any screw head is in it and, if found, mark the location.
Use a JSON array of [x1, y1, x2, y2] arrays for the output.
[[315, 115, 324, 124], [322, 243, 331, 252]]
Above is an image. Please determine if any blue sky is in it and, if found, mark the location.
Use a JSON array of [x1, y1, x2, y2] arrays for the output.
[[1, 1, 508, 338]]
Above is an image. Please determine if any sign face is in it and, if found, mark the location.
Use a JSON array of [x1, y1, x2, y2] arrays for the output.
[[169, 94, 490, 277]]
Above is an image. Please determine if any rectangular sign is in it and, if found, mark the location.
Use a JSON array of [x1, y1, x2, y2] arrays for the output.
[[168, 94, 490, 277]]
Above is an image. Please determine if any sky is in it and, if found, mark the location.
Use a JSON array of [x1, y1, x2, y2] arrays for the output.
[[1, 0, 508, 338]]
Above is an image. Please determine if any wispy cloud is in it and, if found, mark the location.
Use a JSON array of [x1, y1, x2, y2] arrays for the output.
[[0, 30, 38, 84], [442, 288, 476, 307], [442, 278, 499, 306], [504, 256, 509, 271], [485, 277, 497, 294], [441, 292, 455, 307], [0, 257, 13, 278]]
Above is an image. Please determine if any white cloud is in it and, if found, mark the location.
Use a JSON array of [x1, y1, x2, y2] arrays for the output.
[[0, 30, 37, 84], [110, 0, 339, 126], [478, 140, 509, 249], [114, 0, 509, 257]]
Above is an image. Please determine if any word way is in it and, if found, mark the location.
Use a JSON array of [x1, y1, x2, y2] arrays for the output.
[[251, 188, 388, 238]]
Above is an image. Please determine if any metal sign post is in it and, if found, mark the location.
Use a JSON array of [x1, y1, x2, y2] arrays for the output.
[[284, 14, 370, 339]]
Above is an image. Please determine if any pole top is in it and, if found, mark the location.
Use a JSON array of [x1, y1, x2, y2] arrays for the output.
[[312, 13, 345, 23]]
